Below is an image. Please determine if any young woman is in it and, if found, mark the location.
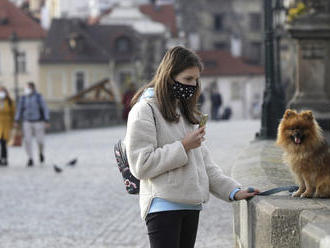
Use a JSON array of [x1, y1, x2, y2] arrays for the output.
[[126, 46, 259, 248], [0, 87, 15, 166]]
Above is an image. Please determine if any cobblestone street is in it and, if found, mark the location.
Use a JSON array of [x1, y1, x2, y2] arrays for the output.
[[0, 120, 260, 248]]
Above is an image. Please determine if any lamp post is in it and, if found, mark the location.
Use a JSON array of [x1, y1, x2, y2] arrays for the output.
[[274, 0, 286, 93], [10, 31, 19, 103], [258, 0, 286, 139]]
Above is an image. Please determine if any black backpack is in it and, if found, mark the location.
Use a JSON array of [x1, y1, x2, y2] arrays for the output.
[[114, 102, 156, 194]]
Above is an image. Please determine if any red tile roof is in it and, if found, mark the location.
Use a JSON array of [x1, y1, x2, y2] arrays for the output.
[[0, 0, 46, 40], [197, 50, 264, 76], [89, 4, 177, 37], [139, 4, 177, 37]]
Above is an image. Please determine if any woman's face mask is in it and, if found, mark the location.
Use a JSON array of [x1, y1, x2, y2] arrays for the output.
[[0, 91, 6, 100], [171, 80, 197, 101], [171, 66, 200, 101]]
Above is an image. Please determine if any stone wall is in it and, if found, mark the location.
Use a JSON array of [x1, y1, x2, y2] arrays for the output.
[[47, 104, 123, 133]]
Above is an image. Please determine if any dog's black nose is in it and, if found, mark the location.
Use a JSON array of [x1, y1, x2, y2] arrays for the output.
[[293, 131, 302, 139]]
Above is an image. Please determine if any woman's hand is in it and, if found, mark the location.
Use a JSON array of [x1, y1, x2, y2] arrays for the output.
[[182, 127, 206, 152], [234, 188, 260, 200]]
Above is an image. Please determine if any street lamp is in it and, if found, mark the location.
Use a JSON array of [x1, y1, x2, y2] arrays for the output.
[[10, 31, 19, 102], [274, 0, 286, 91], [257, 0, 286, 139]]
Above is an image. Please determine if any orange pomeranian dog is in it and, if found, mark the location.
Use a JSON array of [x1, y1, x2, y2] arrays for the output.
[[277, 109, 330, 198]]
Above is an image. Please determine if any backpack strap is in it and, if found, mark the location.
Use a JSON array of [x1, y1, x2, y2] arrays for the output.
[[146, 102, 156, 126]]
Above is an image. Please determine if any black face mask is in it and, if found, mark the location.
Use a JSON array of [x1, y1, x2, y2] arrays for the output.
[[172, 80, 197, 101]]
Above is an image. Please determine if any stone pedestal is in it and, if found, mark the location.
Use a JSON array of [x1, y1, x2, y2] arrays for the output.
[[287, 2, 330, 130]]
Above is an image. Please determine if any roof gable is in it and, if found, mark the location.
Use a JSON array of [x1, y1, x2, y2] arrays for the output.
[[139, 4, 177, 37], [88, 3, 177, 36], [40, 18, 140, 64], [0, 0, 45, 40], [197, 50, 264, 77]]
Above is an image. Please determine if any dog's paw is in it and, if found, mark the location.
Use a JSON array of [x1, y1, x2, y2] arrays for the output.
[[292, 191, 302, 197], [301, 192, 313, 198]]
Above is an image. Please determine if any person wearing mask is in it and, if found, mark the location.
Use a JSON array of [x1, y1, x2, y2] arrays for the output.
[[126, 46, 259, 248], [14, 82, 50, 167], [0, 87, 15, 166]]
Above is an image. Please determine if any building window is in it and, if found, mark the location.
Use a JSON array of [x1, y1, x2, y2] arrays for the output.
[[214, 14, 224, 31], [75, 71, 85, 93], [214, 42, 227, 50], [231, 81, 240, 100], [250, 42, 262, 64], [249, 13, 262, 31], [17, 52, 26, 73], [115, 37, 131, 52]]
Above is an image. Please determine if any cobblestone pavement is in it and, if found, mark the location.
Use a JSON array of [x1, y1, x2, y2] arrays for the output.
[[0, 120, 260, 248]]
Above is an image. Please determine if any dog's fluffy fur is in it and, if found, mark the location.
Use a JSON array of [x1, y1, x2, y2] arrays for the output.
[[277, 109, 330, 198]]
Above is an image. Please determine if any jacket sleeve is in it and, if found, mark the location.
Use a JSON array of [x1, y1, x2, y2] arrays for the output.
[[126, 102, 188, 180], [201, 144, 241, 202]]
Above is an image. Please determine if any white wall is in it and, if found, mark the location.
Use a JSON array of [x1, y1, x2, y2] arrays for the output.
[[200, 75, 264, 120], [0, 40, 42, 99]]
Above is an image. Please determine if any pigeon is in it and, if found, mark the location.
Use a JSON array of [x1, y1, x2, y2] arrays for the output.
[[66, 158, 78, 166], [53, 164, 63, 173]]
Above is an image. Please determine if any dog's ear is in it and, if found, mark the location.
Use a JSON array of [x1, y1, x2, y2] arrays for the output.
[[283, 109, 297, 119], [301, 110, 314, 121]]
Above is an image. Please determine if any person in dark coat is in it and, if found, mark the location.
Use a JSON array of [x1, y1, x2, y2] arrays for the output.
[[197, 92, 205, 111], [210, 88, 222, 120]]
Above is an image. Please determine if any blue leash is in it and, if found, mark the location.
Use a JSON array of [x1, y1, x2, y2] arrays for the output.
[[247, 186, 299, 196]]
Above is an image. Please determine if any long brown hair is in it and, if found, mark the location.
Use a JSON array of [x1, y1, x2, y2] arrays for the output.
[[0, 86, 13, 106], [131, 46, 203, 124]]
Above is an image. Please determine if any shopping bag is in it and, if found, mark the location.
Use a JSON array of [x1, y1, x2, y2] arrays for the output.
[[8, 127, 23, 147]]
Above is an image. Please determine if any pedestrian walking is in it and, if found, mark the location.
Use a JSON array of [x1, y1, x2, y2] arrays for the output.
[[210, 85, 222, 120], [0, 86, 15, 166], [126, 46, 259, 248], [197, 91, 205, 111], [14, 82, 50, 167]]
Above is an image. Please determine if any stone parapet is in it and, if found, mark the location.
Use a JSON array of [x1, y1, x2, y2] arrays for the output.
[[232, 140, 330, 248]]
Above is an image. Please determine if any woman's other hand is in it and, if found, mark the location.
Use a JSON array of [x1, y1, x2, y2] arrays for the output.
[[182, 127, 206, 152]]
